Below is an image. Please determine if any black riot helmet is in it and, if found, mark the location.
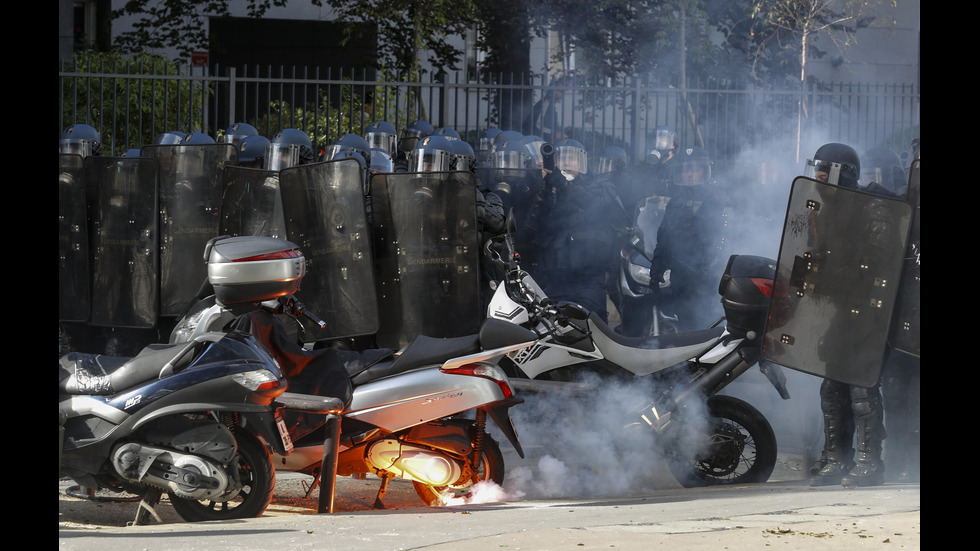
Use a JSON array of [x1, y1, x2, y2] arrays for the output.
[[861, 147, 907, 197], [267, 128, 313, 171], [673, 146, 712, 187], [59, 123, 102, 157], [400, 119, 434, 154], [409, 135, 456, 172], [806, 142, 861, 189], [221, 122, 259, 147], [596, 145, 629, 175], [364, 121, 399, 156]]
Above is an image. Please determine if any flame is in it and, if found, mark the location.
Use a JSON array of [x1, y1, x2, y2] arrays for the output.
[[439, 480, 510, 506]]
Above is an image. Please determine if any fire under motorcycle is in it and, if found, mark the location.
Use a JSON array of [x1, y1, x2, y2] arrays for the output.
[[170, 235, 538, 507], [484, 213, 791, 487]]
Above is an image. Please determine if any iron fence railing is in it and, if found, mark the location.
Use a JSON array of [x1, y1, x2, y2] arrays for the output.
[[59, 60, 920, 175]]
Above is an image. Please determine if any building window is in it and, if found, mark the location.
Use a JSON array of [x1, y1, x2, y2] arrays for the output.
[[73, 1, 96, 50]]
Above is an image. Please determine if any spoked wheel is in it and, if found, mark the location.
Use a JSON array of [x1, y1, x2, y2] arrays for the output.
[[665, 395, 777, 487], [168, 430, 275, 522], [413, 435, 504, 506]]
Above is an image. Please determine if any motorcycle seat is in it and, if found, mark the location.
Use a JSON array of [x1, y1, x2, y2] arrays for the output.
[[58, 342, 199, 396], [350, 333, 481, 386]]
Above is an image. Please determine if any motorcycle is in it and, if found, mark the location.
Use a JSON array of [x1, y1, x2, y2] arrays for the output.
[[612, 241, 681, 337], [484, 212, 791, 487], [59, 277, 346, 524], [170, 235, 538, 508]]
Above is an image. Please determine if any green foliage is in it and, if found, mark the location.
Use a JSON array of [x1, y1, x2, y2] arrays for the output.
[[60, 50, 208, 156]]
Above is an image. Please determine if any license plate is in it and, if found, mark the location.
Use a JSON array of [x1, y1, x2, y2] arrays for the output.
[[275, 412, 294, 454]]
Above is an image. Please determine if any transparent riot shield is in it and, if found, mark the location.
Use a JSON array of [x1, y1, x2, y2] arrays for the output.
[[219, 166, 287, 238], [888, 160, 920, 357], [59, 154, 90, 322], [279, 159, 380, 341], [370, 171, 482, 349], [143, 143, 236, 316], [762, 176, 912, 387], [83, 156, 159, 328]]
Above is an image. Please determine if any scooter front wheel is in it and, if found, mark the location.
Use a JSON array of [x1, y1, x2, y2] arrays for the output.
[[413, 434, 504, 506], [664, 395, 777, 487], [169, 430, 276, 522]]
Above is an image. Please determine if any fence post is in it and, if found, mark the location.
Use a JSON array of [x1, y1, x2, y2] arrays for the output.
[[227, 66, 236, 127]]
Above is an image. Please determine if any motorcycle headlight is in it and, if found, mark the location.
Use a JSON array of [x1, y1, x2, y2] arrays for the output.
[[628, 261, 651, 287]]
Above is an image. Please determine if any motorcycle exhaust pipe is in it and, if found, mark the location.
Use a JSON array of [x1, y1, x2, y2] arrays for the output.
[[672, 345, 759, 406]]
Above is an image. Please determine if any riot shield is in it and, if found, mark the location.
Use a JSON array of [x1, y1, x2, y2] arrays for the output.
[[59, 154, 90, 322], [83, 156, 159, 328], [279, 159, 380, 341], [888, 160, 920, 357], [762, 176, 912, 387], [219, 166, 287, 238], [370, 171, 482, 349], [143, 143, 236, 316]]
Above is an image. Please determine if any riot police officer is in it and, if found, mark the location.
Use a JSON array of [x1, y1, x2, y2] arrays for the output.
[[267, 128, 314, 171], [364, 121, 399, 158], [805, 142, 890, 487], [235, 135, 271, 169], [647, 146, 727, 332], [394, 119, 434, 172], [621, 125, 677, 218], [524, 139, 623, 322]]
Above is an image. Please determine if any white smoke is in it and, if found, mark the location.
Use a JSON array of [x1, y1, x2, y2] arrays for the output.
[[474, 371, 711, 502]]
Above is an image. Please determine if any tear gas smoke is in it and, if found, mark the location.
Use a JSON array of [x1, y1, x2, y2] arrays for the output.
[[474, 371, 711, 503]]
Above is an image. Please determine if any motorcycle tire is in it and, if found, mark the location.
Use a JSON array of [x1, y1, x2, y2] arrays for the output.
[[169, 430, 276, 522], [413, 434, 504, 506], [664, 395, 777, 488]]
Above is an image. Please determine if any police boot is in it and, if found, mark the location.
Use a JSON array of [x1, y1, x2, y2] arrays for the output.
[[809, 384, 853, 486], [841, 390, 885, 487]]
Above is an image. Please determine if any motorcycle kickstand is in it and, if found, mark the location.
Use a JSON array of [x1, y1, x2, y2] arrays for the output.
[[129, 488, 164, 526], [302, 469, 321, 499], [373, 473, 394, 509]]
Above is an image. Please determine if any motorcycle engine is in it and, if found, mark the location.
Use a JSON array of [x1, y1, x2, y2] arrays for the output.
[[366, 439, 463, 486]]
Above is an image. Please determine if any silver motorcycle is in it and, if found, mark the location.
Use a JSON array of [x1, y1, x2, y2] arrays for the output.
[[484, 213, 791, 487]]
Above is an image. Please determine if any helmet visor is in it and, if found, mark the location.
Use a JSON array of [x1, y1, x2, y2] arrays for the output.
[[491, 150, 528, 171], [556, 145, 588, 174], [675, 158, 710, 186], [805, 159, 843, 185], [365, 132, 398, 156], [652, 128, 675, 151], [267, 143, 301, 171], [409, 148, 454, 172], [59, 140, 93, 157]]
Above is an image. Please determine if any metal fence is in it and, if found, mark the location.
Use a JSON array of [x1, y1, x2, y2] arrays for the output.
[[59, 59, 920, 174]]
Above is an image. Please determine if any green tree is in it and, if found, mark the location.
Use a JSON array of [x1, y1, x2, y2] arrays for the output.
[[60, 50, 207, 155]]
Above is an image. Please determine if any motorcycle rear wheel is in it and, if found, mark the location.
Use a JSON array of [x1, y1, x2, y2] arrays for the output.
[[664, 395, 777, 487], [169, 430, 276, 522], [413, 434, 504, 506]]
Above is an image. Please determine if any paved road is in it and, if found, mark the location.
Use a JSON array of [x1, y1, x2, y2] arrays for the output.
[[59, 452, 920, 551]]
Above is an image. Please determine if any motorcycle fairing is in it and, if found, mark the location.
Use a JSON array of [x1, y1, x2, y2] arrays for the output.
[[762, 177, 912, 387], [142, 143, 236, 317], [59, 154, 90, 322], [888, 160, 920, 357], [219, 166, 288, 239], [278, 159, 380, 341], [84, 156, 159, 328], [370, 171, 482, 349]]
